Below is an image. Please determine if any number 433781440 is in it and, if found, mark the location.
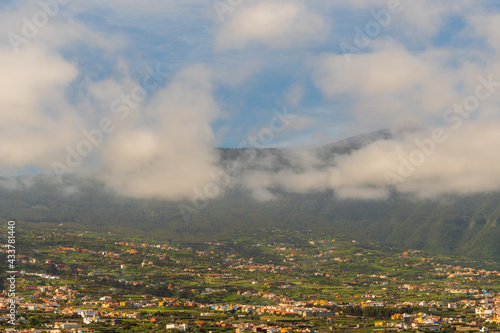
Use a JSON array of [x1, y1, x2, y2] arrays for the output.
[[7, 221, 15, 269], [7, 221, 15, 240]]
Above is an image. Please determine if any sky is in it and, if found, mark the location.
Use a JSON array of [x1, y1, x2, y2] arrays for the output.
[[2, 0, 500, 202]]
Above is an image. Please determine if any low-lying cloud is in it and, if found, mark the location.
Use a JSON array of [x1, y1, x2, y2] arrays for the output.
[[228, 122, 500, 201], [1, 0, 500, 205], [97, 65, 224, 199]]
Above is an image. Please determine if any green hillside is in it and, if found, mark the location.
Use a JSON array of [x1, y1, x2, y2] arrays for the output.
[[0, 174, 499, 260]]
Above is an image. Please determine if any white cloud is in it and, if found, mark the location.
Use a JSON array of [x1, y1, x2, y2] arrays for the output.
[[0, 44, 81, 171], [216, 0, 329, 50], [2, 0, 500, 205], [469, 12, 500, 52], [97, 64, 224, 199], [233, 122, 500, 201], [322, 0, 475, 44], [312, 42, 465, 129]]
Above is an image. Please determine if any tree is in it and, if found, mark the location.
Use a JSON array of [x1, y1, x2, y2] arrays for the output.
[[29, 316, 40, 327]]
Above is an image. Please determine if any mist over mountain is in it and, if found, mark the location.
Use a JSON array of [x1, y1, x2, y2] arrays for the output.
[[1, 130, 499, 261], [3, 0, 500, 268]]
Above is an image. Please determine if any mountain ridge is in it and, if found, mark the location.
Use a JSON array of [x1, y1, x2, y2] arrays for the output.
[[0, 130, 498, 260]]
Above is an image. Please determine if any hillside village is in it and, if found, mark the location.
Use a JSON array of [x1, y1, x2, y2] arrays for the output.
[[1, 228, 500, 332]]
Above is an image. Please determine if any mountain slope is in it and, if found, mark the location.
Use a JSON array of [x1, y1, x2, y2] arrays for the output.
[[0, 175, 499, 260], [0, 130, 498, 260]]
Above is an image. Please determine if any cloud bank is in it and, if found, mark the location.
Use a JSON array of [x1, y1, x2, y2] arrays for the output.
[[0, 0, 500, 203]]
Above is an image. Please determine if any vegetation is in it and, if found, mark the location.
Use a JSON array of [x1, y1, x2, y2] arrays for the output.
[[0, 174, 499, 260], [0, 227, 499, 332]]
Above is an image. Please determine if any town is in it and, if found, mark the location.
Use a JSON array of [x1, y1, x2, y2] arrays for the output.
[[1, 226, 500, 332]]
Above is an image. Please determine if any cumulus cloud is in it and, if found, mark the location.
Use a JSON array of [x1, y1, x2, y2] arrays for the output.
[[0, 1, 127, 174], [216, 0, 329, 50], [0, 44, 81, 171], [0, 1, 225, 200], [469, 12, 500, 52], [2, 0, 500, 205], [230, 121, 500, 201], [323, 0, 476, 45], [312, 42, 464, 129], [97, 64, 224, 199]]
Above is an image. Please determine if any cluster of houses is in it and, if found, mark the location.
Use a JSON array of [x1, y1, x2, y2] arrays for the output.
[[376, 313, 494, 332], [370, 295, 500, 332], [234, 323, 317, 333]]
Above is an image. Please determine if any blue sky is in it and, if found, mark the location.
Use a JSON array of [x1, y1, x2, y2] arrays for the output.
[[2, 0, 500, 199], [2, 0, 492, 146]]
